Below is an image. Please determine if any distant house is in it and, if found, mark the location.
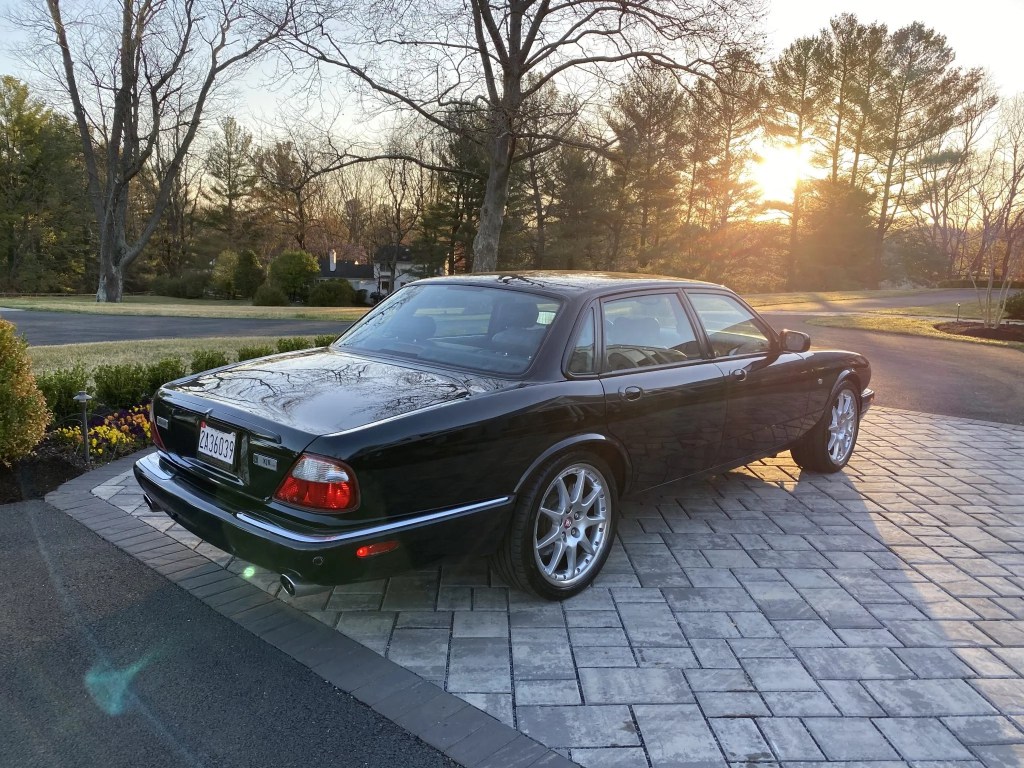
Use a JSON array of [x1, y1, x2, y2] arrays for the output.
[[375, 244, 441, 296], [317, 246, 376, 296], [319, 244, 442, 300]]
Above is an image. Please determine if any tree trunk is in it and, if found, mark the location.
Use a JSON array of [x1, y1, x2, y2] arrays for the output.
[[787, 179, 801, 290], [471, 130, 514, 273], [96, 249, 125, 302]]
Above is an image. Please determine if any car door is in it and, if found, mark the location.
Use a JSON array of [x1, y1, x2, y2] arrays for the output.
[[596, 291, 728, 491], [686, 291, 814, 465]]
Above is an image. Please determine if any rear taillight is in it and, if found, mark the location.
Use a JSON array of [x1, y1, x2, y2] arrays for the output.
[[274, 454, 359, 513], [149, 400, 166, 450]]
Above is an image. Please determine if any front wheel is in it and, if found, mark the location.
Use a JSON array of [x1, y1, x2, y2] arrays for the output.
[[790, 383, 860, 473], [492, 452, 617, 600]]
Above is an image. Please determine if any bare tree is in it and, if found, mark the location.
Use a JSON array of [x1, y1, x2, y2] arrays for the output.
[[293, 0, 762, 272], [18, 0, 294, 300]]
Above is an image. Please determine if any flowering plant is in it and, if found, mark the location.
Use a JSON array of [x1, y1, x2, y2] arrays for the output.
[[54, 405, 152, 461]]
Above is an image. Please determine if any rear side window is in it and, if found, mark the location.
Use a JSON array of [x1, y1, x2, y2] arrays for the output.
[[602, 293, 703, 370], [689, 293, 772, 358], [568, 308, 597, 375]]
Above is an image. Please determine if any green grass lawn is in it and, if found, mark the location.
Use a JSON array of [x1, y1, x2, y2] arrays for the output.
[[743, 288, 927, 307], [806, 314, 1024, 352], [1, 294, 369, 321]]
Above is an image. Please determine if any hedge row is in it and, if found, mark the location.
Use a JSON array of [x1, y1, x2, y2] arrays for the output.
[[36, 334, 340, 425]]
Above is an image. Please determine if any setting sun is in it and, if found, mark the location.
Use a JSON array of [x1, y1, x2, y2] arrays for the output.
[[751, 144, 819, 204]]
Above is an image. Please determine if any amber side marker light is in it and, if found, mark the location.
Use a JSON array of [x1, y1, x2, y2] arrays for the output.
[[356, 541, 400, 558], [274, 454, 359, 513]]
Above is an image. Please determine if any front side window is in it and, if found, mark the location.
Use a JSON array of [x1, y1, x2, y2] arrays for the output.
[[336, 284, 562, 375], [688, 293, 772, 357], [602, 293, 702, 371]]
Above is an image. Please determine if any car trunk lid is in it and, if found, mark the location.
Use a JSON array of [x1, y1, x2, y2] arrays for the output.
[[152, 349, 474, 502]]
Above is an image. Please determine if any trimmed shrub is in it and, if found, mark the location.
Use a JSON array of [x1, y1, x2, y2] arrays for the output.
[[145, 358, 186, 394], [269, 250, 320, 302], [308, 279, 354, 307], [152, 270, 210, 299], [0, 320, 50, 464], [314, 334, 338, 347], [276, 337, 313, 353], [1006, 291, 1024, 320], [355, 289, 368, 305], [253, 282, 287, 306], [36, 364, 89, 427], [93, 363, 150, 410], [236, 344, 276, 362], [234, 250, 265, 299], [190, 350, 230, 374]]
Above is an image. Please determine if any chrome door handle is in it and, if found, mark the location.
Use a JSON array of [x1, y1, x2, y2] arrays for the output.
[[620, 385, 643, 402], [732, 369, 748, 382]]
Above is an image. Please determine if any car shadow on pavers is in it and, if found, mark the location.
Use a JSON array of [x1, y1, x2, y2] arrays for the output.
[[57, 407, 1024, 768]]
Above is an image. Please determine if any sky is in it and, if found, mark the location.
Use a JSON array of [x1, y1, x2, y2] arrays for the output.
[[766, 0, 1024, 96], [2, 1, 1022, 116]]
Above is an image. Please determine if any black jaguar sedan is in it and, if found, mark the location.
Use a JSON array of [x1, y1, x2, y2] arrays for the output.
[[135, 272, 873, 599]]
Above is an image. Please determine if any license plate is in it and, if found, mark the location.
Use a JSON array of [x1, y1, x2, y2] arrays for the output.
[[197, 421, 236, 468]]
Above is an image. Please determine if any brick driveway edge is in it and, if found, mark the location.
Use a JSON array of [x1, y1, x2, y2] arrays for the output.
[[45, 451, 577, 768]]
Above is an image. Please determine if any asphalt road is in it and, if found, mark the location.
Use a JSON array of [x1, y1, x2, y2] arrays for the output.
[[764, 313, 1024, 426], [0, 500, 456, 768]]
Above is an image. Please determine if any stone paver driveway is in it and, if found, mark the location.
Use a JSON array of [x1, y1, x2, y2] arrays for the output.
[[92, 408, 1024, 767]]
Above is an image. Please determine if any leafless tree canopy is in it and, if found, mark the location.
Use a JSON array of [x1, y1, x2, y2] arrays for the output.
[[289, 0, 765, 270], [16, 0, 295, 300]]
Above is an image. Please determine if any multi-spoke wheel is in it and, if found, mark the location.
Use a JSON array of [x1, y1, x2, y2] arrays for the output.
[[790, 382, 860, 473], [492, 452, 618, 600]]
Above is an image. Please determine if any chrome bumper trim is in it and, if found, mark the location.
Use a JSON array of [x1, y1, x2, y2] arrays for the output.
[[236, 497, 513, 544]]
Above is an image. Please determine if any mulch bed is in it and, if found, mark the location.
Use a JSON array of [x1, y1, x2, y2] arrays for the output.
[[0, 437, 88, 503], [935, 321, 1024, 343]]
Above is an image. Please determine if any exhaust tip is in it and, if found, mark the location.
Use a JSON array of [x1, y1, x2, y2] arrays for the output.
[[143, 494, 159, 512], [280, 574, 297, 596], [280, 574, 328, 598]]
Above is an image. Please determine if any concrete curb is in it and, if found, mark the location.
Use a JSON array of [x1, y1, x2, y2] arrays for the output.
[[46, 452, 577, 768]]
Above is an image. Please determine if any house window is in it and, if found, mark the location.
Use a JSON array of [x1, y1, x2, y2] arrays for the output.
[[380, 280, 391, 292]]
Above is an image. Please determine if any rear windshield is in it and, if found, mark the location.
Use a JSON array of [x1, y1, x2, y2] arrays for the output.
[[334, 283, 563, 375]]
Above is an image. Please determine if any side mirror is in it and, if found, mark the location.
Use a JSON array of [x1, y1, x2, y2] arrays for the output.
[[780, 329, 811, 353]]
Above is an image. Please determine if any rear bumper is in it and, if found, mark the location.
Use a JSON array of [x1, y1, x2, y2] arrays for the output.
[[861, 387, 875, 415], [133, 452, 514, 585]]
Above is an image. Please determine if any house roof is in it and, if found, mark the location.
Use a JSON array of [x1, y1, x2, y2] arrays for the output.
[[319, 258, 374, 280]]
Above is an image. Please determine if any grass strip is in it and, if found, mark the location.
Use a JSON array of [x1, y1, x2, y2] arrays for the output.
[[806, 314, 1024, 352]]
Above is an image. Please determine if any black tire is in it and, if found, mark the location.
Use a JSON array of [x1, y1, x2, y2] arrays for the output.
[[492, 451, 618, 600], [790, 382, 860, 473]]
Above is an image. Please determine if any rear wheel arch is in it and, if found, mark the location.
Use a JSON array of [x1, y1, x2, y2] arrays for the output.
[[514, 434, 629, 498]]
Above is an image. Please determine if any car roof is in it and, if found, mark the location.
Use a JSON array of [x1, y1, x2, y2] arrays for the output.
[[420, 271, 727, 299]]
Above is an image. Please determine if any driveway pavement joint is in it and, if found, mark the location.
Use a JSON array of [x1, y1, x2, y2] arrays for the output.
[[48, 406, 1024, 767]]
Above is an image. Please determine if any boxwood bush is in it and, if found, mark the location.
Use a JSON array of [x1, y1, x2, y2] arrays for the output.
[[145, 358, 187, 395], [314, 334, 338, 347], [276, 337, 312, 353], [1006, 291, 1024, 320], [236, 344, 276, 362], [308, 280, 354, 307], [0, 320, 50, 464], [35, 363, 89, 427], [253, 282, 288, 306], [93, 363, 151, 409], [190, 350, 231, 374]]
